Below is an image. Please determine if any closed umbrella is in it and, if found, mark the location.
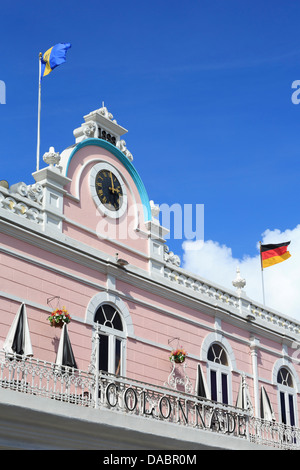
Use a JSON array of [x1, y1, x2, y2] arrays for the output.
[[3, 303, 33, 357], [260, 386, 276, 421], [235, 374, 254, 415], [55, 323, 77, 369], [195, 363, 210, 399]]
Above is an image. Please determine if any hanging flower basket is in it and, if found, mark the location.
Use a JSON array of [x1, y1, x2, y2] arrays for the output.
[[48, 307, 71, 328], [169, 348, 187, 364]]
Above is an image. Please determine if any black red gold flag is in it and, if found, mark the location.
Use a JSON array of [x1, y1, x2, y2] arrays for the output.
[[260, 242, 291, 269]]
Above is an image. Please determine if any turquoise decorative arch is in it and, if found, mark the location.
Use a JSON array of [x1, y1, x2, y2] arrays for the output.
[[65, 138, 152, 222]]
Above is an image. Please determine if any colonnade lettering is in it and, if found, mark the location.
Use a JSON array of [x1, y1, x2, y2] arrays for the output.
[[103, 381, 247, 437]]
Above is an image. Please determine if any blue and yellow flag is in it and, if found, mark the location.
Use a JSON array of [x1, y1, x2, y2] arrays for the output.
[[40, 43, 71, 79]]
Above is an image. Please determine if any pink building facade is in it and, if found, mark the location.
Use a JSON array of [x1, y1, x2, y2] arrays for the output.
[[0, 106, 299, 450]]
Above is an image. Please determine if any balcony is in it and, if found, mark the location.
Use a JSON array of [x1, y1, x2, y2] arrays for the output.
[[0, 350, 298, 450]]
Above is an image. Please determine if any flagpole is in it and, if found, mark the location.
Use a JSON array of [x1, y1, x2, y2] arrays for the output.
[[259, 241, 266, 306], [36, 52, 42, 172]]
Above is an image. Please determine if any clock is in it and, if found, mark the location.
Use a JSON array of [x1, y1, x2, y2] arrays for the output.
[[95, 169, 123, 212], [90, 162, 127, 219]]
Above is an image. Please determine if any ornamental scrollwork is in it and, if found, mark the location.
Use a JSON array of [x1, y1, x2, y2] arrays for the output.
[[164, 245, 181, 267], [83, 121, 99, 139], [116, 139, 133, 161], [9, 182, 44, 205]]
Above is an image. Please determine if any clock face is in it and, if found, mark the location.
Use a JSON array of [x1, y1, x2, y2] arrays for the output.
[[95, 169, 123, 212]]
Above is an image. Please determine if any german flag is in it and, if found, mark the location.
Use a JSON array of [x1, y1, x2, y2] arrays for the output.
[[260, 242, 291, 269]]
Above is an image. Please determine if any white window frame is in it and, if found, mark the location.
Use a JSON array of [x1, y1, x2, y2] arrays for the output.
[[98, 322, 126, 376], [200, 330, 236, 407], [277, 368, 297, 427], [273, 359, 299, 427], [207, 344, 231, 405], [87, 290, 134, 378]]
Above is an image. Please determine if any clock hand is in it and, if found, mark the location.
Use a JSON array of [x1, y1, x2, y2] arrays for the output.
[[109, 172, 118, 193], [109, 172, 116, 193]]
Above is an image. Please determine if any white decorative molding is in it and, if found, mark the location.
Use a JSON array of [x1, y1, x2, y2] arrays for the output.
[[42, 146, 61, 167], [0, 185, 44, 225], [232, 267, 246, 296], [272, 358, 300, 393], [98, 105, 114, 121], [164, 245, 181, 267], [150, 200, 160, 221], [162, 263, 300, 337], [32, 166, 71, 234], [73, 105, 128, 145], [164, 266, 239, 308], [82, 121, 99, 139], [9, 182, 43, 205], [200, 331, 237, 371], [85, 291, 134, 336], [116, 139, 133, 161]]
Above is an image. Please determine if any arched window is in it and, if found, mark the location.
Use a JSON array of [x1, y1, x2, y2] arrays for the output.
[[207, 343, 230, 404], [277, 367, 296, 426], [94, 304, 125, 376]]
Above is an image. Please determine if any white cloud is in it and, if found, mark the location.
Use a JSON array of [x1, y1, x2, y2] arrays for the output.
[[182, 224, 300, 322]]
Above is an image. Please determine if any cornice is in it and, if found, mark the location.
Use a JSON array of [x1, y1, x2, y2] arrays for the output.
[[0, 216, 299, 346]]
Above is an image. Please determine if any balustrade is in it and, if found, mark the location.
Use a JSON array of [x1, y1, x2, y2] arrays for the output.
[[164, 266, 300, 337], [0, 350, 299, 449], [0, 184, 44, 225]]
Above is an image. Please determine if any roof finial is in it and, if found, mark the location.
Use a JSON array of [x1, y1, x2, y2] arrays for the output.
[[43, 146, 61, 168], [232, 266, 246, 296]]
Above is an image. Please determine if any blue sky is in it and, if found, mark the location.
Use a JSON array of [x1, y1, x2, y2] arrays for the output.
[[1, 1, 300, 317]]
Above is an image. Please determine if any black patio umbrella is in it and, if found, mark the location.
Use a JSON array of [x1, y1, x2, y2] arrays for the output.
[[195, 363, 210, 399], [55, 323, 77, 369], [3, 303, 33, 357]]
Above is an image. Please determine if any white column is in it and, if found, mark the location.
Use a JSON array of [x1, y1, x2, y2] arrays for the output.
[[250, 337, 260, 417], [94, 322, 101, 409]]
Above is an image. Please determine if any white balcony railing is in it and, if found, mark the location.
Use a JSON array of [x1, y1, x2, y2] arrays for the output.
[[0, 350, 299, 450]]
